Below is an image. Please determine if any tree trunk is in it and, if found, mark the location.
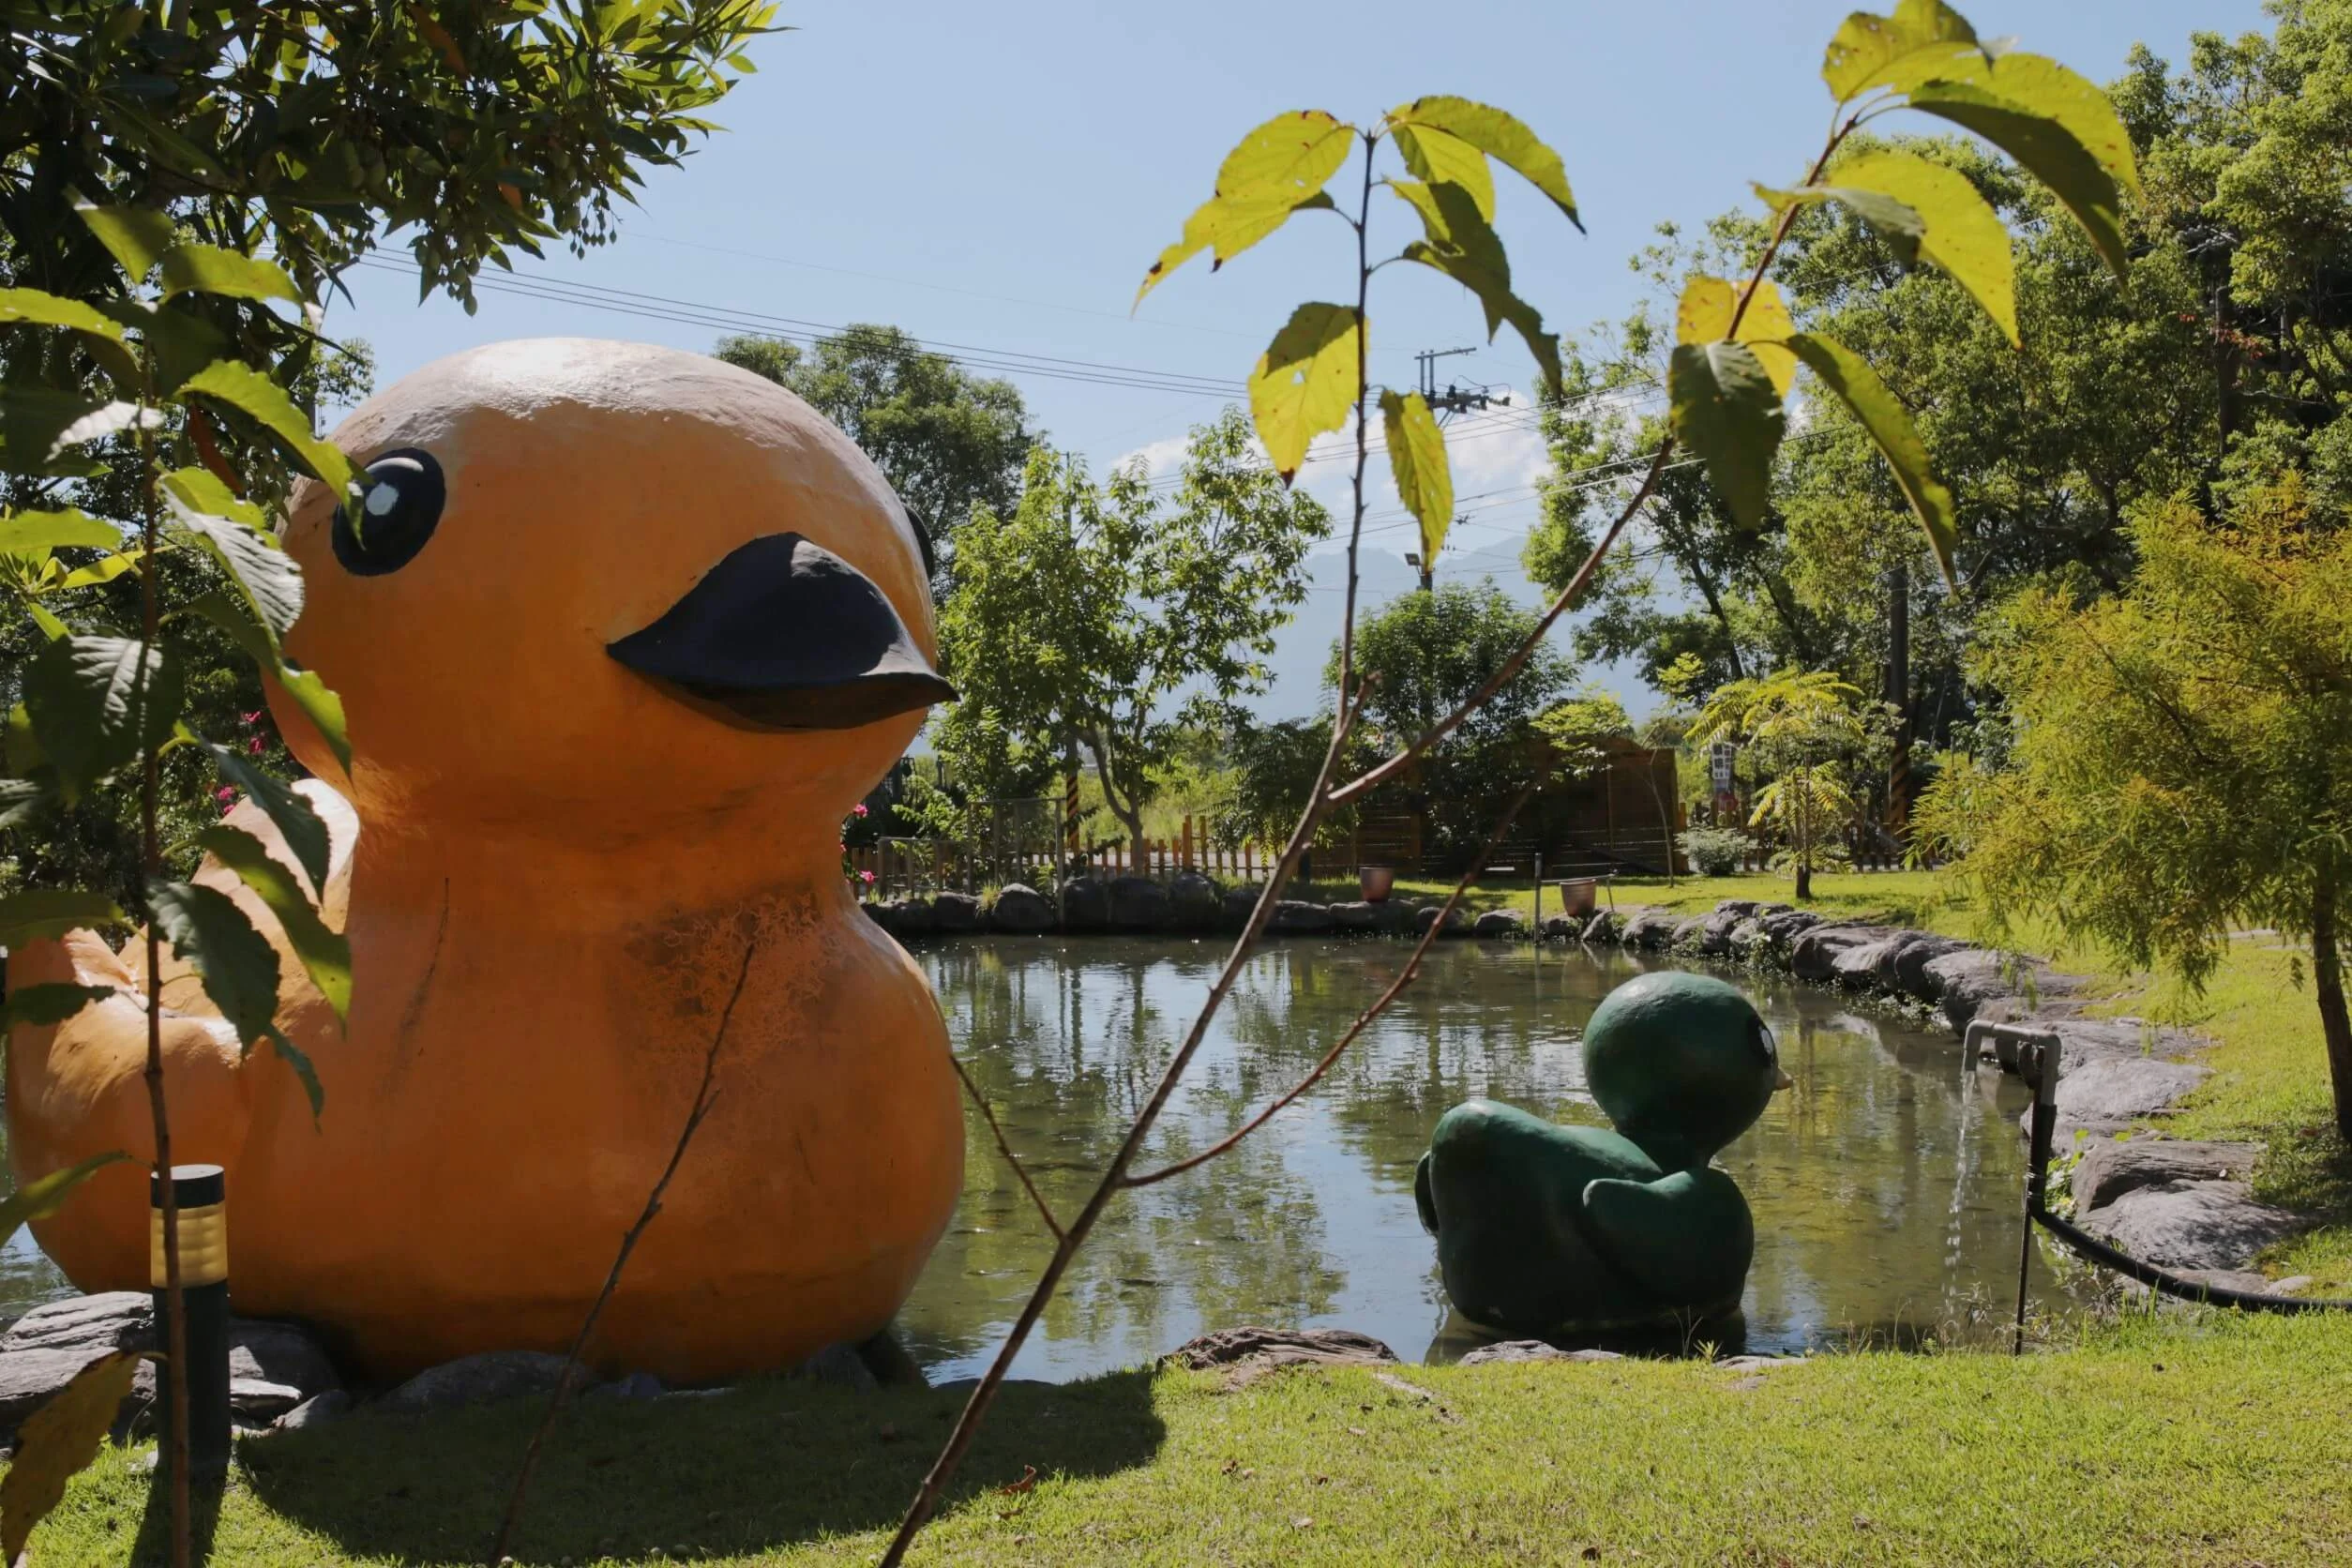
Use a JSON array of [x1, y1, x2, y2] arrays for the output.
[[1794, 856, 1813, 903], [1884, 561, 1913, 841], [2314, 876, 2352, 1142]]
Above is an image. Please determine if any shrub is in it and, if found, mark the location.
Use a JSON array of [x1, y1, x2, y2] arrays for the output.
[[1680, 826, 1750, 877]]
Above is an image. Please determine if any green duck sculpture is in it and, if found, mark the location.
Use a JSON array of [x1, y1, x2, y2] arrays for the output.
[[1415, 971, 1791, 1336]]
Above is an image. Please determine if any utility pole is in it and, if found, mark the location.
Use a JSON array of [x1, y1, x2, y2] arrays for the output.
[[1414, 346, 1511, 415]]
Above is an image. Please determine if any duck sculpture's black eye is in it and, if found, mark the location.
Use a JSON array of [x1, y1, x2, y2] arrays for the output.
[[333, 447, 444, 576]]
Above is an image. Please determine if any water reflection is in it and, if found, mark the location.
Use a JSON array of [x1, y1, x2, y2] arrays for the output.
[[907, 936, 2064, 1380], [0, 937, 2064, 1376]]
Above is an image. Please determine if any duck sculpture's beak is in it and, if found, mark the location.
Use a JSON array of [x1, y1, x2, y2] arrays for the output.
[[1773, 1067, 1795, 1093], [607, 532, 957, 731]]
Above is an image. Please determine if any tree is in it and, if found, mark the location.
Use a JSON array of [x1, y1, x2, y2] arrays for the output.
[[715, 326, 1033, 592], [1692, 668, 1887, 901], [934, 408, 1327, 863], [1334, 581, 1572, 867], [1914, 485, 2352, 1138]]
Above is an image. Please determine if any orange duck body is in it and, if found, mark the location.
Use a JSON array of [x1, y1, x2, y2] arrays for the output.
[[7, 339, 966, 1381]]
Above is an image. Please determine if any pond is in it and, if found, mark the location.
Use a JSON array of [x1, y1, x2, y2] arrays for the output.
[[0, 935, 2068, 1380]]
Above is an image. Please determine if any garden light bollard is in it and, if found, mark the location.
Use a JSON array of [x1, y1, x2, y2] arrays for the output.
[[2013, 1032, 2062, 1354], [151, 1162, 232, 1478]]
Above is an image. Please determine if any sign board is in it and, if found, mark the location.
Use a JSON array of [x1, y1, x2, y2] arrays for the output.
[[1709, 742, 1738, 794]]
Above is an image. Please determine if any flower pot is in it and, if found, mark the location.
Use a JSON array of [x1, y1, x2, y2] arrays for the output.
[[1556, 878, 1598, 918], [1359, 865, 1396, 903]]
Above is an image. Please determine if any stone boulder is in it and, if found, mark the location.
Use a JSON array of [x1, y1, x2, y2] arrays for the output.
[[792, 1343, 879, 1392], [1415, 904, 1470, 938], [870, 897, 934, 939], [1790, 925, 1881, 983], [270, 1389, 353, 1431], [988, 882, 1057, 935], [1668, 916, 1711, 952], [1927, 948, 2079, 1033], [1168, 871, 1222, 932], [1271, 899, 1334, 934], [1757, 909, 1825, 947], [378, 1350, 588, 1415], [1539, 914, 1583, 942], [930, 891, 981, 933], [1877, 932, 1964, 998], [1582, 909, 1623, 943], [1727, 918, 1769, 958], [1455, 1340, 1623, 1366], [1057, 875, 1110, 932], [1472, 910, 1524, 940], [1695, 910, 1746, 957], [2043, 1057, 2211, 1138], [1713, 899, 1759, 919], [1166, 1326, 1396, 1373], [1830, 937, 1897, 988], [2078, 1182, 2304, 1273], [1329, 899, 1381, 931], [1107, 875, 1170, 932], [0, 1293, 340, 1436], [2073, 1138, 2265, 1214], [1219, 888, 1261, 933], [1620, 911, 1679, 950]]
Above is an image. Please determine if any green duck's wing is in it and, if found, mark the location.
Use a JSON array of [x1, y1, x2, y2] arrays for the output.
[[1579, 1167, 1756, 1311]]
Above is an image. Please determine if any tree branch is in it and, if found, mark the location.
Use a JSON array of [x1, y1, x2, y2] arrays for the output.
[[948, 1051, 1063, 1241], [487, 937, 759, 1567], [1123, 780, 1534, 1189]]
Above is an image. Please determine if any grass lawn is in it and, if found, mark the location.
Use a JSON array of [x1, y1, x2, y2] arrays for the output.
[[32, 1312, 2352, 1567]]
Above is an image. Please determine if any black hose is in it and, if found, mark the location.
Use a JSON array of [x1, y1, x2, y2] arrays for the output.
[[2030, 1203, 2352, 1314]]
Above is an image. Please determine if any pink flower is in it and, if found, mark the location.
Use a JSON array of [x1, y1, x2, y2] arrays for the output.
[[239, 711, 264, 727], [852, 803, 869, 818], [248, 735, 266, 755], [859, 869, 876, 884], [214, 787, 237, 815]]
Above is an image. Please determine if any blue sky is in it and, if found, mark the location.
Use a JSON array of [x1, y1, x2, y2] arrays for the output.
[[327, 0, 2269, 713]]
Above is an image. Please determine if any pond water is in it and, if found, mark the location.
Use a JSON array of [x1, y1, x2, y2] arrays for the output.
[[0, 935, 2068, 1380]]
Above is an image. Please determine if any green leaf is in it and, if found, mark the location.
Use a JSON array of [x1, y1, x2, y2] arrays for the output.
[[1386, 96, 1579, 229], [186, 591, 351, 775], [179, 359, 354, 497], [0, 387, 142, 477], [1667, 341, 1786, 529], [1, 1349, 144, 1565], [147, 879, 303, 1074], [1397, 187, 1562, 398], [1379, 389, 1454, 567], [1674, 277, 1798, 396], [1757, 178, 1926, 264], [158, 465, 265, 531], [0, 889, 126, 946], [1781, 331, 1960, 586], [1247, 303, 1363, 483], [204, 743, 331, 893], [1906, 86, 2126, 277], [0, 1151, 128, 1252], [194, 825, 350, 1025], [1811, 149, 2017, 345], [157, 244, 302, 305], [1901, 51, 2141, 201], [165, 492, 305, 641], [0, 778, 47, 829], [74, 202, 175, 282], [1392, 127, 1495, 220], [52, 550, 140, 591], [1138, 110, 1353, 305], [1820, 0, 1981, 102], [0, 508, 125, 556], [0, 288, 128, 345], [23, 636, 183, 792], [2, 704, 46, 778], [135, 305, 231, 398]]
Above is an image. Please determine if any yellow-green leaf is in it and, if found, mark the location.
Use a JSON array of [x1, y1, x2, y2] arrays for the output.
[[1817, 149, 2017, 345], [1395, 184, 1562, 398], [1380, 388, 1454, 566], [0, 889, 126, 946], [1667, 340, 1785, 529], [74, 202, 175, 282], [0, 288, 127, 344], [1392, 126, 1495, 220], [158, 244, 301, 305], [0, 1150, 128, 1251], [0, 507, 124, 556], [1907, 84, 2126, 278], [179, 359, 355, 497], [1138, 111, 1352, 306], [1675, 277, 1798, 396], [1386, 96, 1579, 229], [1821, 0, 1981, 102], [1756, 178, 1927, 266], [195, 824, 351, 1024], [1248, 303, 1362, 483], [1899, 51, 2141, 201], [1, 1350, 144, 1563], [1782, 331, 1959, 585]]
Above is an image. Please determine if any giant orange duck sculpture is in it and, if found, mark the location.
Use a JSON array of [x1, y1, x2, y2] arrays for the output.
[[6, 339, 966, 1381]]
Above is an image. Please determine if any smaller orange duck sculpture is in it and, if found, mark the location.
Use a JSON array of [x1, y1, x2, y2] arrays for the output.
[[7, 339, 967, 1381]]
